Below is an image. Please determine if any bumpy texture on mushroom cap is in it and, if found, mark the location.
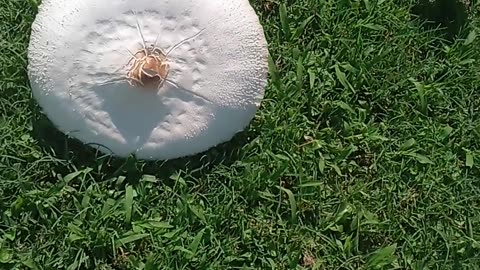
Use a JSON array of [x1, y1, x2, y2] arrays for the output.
[[28, 0, 269, 160]]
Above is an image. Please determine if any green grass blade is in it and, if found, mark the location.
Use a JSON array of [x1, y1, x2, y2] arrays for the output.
[[296, 56, 304, 90], [187, 228, 205, 259], [115, 233, 149, 247], [367, 244, 397, 268], [279, 4, 291, 38], [268, 54, 281, 90], [188, 204, 206, 224], [466, 152, 474, 168], [124, 185, 134, 223], [293, 16, 314, 40], [278, 187, 297, 223], [464, 29, 476, 45]]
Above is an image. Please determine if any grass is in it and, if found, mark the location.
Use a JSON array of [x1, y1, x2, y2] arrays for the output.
[[1, 0, 480, 269]]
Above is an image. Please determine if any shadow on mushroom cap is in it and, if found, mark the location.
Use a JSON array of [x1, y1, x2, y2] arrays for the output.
[[90, 80, 209, 155]]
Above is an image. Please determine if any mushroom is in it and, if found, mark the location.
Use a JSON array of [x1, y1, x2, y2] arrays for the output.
[[28, 0, 269, 160]]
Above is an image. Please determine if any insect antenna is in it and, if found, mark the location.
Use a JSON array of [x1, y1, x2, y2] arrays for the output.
[[153, 32, 160, 49], [165, 28, 206, 57], [152, 33, 167, 56], [131, 10, 148, 52], [125, 48, 137, 58]]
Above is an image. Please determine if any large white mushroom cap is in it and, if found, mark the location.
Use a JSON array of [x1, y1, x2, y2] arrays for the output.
[[28, 0, 269, 160]]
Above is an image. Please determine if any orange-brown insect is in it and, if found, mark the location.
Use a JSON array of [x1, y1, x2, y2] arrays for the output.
[[125, 11, 205, 92], [127, 46, 170, 90], [125, 12, 170, 90]]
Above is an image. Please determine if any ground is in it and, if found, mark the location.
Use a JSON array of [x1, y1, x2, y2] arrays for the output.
[[1, 0, 480, 269]]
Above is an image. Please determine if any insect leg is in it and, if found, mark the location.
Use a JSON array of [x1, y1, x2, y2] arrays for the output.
[[131, 10, 148, 52], [165, 28, 206, 57], [163, 79, 212, 103]]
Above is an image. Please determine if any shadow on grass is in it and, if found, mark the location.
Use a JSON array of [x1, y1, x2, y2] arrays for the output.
[[410, 0, 471, 40], [30, 102, 256, 182]]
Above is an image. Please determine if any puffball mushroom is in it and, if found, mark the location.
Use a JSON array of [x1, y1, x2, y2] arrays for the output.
[[28, 0, 269, 160]]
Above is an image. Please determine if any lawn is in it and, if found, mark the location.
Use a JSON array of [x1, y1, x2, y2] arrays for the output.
[[1, 0, 480, 269]]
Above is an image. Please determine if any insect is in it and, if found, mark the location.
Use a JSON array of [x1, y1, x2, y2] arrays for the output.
[[126, 44, 170, 90], [126, 10, 205, 94]]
